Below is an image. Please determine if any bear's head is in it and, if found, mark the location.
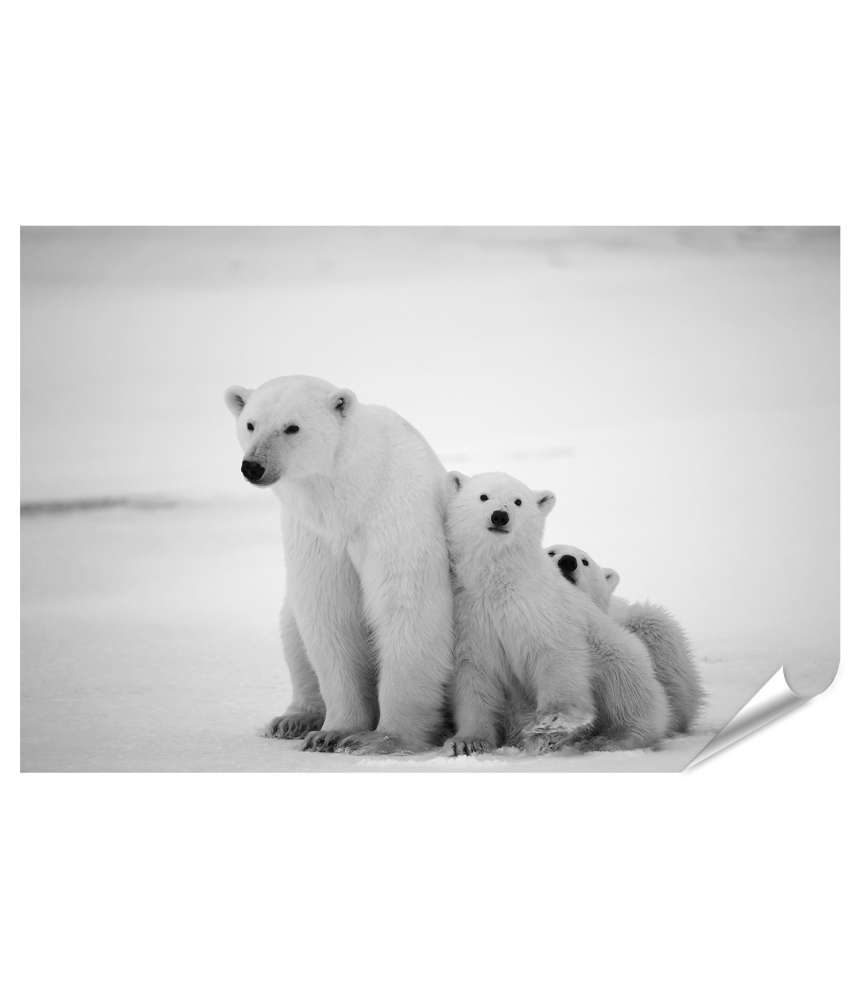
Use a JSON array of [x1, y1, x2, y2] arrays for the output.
[[446, 470, 556, 560], [224, 375, 356, 487], [545, 543, 619, 612]]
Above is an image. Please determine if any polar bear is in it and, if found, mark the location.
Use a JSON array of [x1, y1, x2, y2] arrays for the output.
[[546, 544, 704, 734], [545, 544, 619, 613], [224, 375, 454, 754], [444, 471, 669, 755]]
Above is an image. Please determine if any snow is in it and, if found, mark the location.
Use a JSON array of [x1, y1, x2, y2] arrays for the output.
[[19, 442, 834, 772], [19, 499, 710, 772], [20, 227, 838, 771]]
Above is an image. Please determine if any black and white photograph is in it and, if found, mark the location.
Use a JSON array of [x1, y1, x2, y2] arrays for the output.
[[20, 226, 838, 771], [8, 6, 858, 998]]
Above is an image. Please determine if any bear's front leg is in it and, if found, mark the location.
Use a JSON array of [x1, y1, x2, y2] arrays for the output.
[[339, 533, 455, 755], [287, 537, 378, 752], [442, 633, 503, 757], [522, 640, 596, 753], [264, 601, 326, 740]]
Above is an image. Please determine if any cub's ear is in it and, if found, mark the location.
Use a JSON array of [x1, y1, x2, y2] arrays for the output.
[[224, 385, 250, 416], [447, 470, 468, 495], [535, 490, 556, 514], [604, 569, 620, 593], [331, 388, 357, 416]]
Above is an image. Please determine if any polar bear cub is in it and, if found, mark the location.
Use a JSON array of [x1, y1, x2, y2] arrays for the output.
[[545, 544, 619, 613], [546, 544, 704, 734], [444, 472, 669, 755]]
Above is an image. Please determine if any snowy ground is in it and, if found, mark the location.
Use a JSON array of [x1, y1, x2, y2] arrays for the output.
[[20, 228, 838, 771], [19, 438, 835, 773], [18, 499, 749, 773]]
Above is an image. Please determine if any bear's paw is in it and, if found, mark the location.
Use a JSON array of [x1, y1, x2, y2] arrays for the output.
[[264, 709, 325, 740], [444, 736, 495, 757], [516, 731, 571, 755], [516, 708, 596, 754], [302, 729, 357, 753], [336, 731, 429, 756]]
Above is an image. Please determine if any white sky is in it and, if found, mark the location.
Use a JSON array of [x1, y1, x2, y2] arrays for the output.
[[21, 227, 837, 501]]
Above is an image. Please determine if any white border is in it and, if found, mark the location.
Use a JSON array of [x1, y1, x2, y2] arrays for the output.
[[6, 3, 857, 997]]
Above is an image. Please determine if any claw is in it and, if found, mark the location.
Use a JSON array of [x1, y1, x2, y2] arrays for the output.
[[444, 737, 493, 757], [265, 710, 325, 741]]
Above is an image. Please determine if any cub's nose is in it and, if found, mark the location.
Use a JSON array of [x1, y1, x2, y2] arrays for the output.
[[558, 554, 578, 574], [241, 459, 266, 483], [491, 509, 509, 527]]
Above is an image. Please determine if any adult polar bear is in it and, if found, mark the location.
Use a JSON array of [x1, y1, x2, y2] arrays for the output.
[[224, 375, 454, 754]]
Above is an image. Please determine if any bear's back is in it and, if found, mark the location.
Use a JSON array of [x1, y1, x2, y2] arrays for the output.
[[363, 404, 445, 471]]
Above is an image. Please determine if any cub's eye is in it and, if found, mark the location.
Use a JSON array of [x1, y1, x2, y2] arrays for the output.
[[582, 558, 590, 566], [514, 498, 522, 506], [283, 424, 300, 435], [548, 551, 556, 557], [246, 421, 255, 432], [479, 494, 489, 502]]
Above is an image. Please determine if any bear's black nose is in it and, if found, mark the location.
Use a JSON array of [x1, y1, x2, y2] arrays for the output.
[[491, 509, 509, 527], [241, 459, 266, 483], [558, 554, 578, 574]]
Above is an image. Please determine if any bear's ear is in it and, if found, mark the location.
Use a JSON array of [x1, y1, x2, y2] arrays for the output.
[[331, 388, 357, 417], [604, 569, 620, 593], [535, 490, 556, 514], [447, 470, 468, 495], [224, 385, 250, 416]]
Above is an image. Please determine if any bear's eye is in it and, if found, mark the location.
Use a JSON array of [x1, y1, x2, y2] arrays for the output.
[[479, 494, 488, 502], [548, 551, 555, 557], [283, 424, 300, 435], [246, 421, 255, 432], [514, 498, 522, 506], [582, 558, 589, 566]]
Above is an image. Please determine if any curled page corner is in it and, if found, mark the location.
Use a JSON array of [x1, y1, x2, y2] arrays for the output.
[[688, 646, 839, 769], [782, 654, 840, 699], [688, 666, 804, 769]]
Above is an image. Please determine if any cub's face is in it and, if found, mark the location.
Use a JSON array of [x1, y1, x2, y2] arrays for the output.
[[224, 375, 355, 487], [446, 471, 556, 555], [545, 543, 619, 613]]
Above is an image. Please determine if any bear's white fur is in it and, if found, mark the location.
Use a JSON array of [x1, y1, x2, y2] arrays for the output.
[[444, 472, 669, 755], [546, 543, 704, 734], [545, 543, 619, 612], [225, 375, 454, 754]]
